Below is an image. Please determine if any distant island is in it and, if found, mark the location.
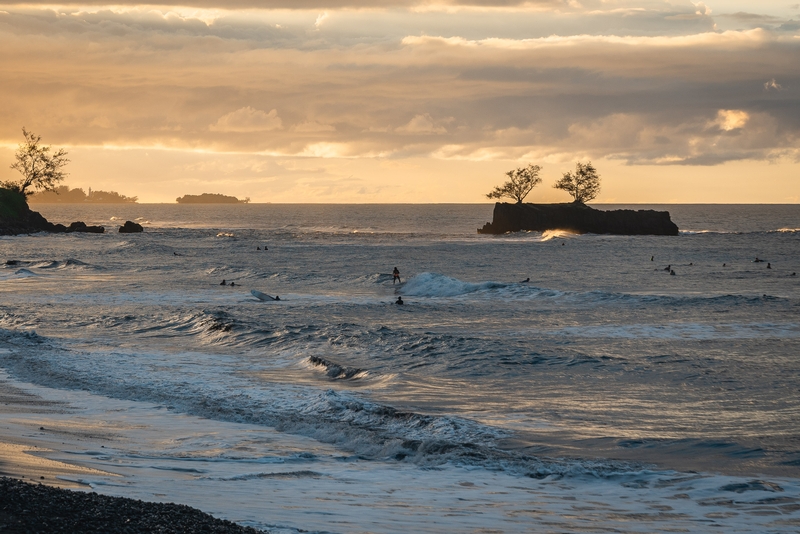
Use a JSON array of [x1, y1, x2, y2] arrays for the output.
[[29, 186, 138, 204], [478, 202, 679, 236], [176, 193, 250, 204]]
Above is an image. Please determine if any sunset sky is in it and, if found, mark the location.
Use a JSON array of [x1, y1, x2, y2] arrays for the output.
[[1, 1, 798, 203]]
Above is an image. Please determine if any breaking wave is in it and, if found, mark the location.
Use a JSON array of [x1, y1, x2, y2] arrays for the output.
[[401, 272, 509, 298], [0, 329, 637, 479], [307, 355, 368, 380]]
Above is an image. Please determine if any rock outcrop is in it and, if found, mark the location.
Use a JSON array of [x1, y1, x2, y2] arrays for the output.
[[119, 220, 144, 233], [0, 188, 106, 235], [67, 221, 105, 233], [478, 202, 679, 235]]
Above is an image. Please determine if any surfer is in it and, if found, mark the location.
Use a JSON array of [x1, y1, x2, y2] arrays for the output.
[[754, 257, 764, 263], [274, 295, 280, 301], [670, 270, 676, 276], [220, 279, 226, 285], [230, 281, 235, 287], [393, 267, 401, 284], [257, 247, 260, 250], [663, 265, 671, 271], [396, 296, 404, 305], [767, 263, 771, 269], [520, 277, 530, 283]]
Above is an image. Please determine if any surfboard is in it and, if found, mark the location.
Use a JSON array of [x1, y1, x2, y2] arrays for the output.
[[251, 289, 277, 301]]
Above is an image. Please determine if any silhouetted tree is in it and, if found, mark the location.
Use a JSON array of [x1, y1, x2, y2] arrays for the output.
[[5, 128, 69, 196], [553, 161, 600, 203], [486, 164, 542, 204]]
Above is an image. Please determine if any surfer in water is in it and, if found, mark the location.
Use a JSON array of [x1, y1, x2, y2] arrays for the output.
[[393, 267, 401, 284], [396, 296, 404, 305], [220, 279, 226, 285], [520, 277, 530, 283]]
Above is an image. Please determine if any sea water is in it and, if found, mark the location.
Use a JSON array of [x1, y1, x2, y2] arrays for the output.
[[1, 204, 799, 533]]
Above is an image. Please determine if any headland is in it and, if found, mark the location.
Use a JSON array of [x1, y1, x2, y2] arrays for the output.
[[0, 188, 136, 235], [478, 202, 679, 235]]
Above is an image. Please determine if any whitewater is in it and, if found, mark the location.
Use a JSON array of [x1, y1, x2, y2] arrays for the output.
[[1, 203, 799, 533]]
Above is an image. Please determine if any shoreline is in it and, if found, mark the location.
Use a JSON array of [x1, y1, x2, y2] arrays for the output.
[[0, 375, 267, 533]]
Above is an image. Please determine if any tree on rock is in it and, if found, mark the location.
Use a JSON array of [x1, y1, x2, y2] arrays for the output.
[[553, 161, 600, 203], [5, 128, 69, 196], [486, 164, 542, 204]]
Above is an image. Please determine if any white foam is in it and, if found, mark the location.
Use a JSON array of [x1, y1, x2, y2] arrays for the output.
[[401, 272, 507, 298], [540, 229, 578, 241]]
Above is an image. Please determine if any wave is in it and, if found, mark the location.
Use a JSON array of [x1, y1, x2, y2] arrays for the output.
[[11, 268, 37, 278], [0, 329, 636, 479], [11, 259, 99, 270], [401, 272, 511, 298], [558, 322, 800, 340], [130, 310, 238, 344], [540, 229, 579, 241], [398, 273, 785, 307], [307, 355, 368, 380]]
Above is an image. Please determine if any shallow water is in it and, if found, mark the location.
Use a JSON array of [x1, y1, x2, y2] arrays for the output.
[[1, 204, 799, 532]]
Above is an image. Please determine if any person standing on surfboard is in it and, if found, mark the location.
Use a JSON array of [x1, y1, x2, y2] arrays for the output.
[[392, 267, 401, 284]]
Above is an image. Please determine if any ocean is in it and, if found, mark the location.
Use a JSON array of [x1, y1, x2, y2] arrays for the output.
[[1, 203, 799, 533]]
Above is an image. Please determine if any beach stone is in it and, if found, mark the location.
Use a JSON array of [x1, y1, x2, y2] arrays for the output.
[[119, 221, 144, 233], [0, 477, 265, 533]]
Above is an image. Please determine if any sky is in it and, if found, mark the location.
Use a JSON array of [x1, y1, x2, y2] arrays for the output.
[[0, 1, 798, 203]]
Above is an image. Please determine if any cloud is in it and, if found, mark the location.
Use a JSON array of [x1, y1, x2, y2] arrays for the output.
[[0, 6, 798, 171], [89, 116, 115, 129], [713, 109, 749, 131], [0, 1, 563, 8], [764, 78, 784, 91], [692, 2, 711, 16], [209, 107, 283, 133], [395, 114, 447, 134], [294, 120, 336, 132]]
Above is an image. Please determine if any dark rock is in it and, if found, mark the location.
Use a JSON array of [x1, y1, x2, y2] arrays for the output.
[[0, 202, 58, 235], [1, 188, 105, 236], [119, 221, 144, 233], [478, 202, 679, 236], [67, 221, 105, 233]]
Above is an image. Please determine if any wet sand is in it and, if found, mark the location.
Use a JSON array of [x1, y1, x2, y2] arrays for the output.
[[0, 377, 267, 533]]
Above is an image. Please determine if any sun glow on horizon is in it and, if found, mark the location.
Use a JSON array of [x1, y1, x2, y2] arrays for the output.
[[0, 1, 798, 203]]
